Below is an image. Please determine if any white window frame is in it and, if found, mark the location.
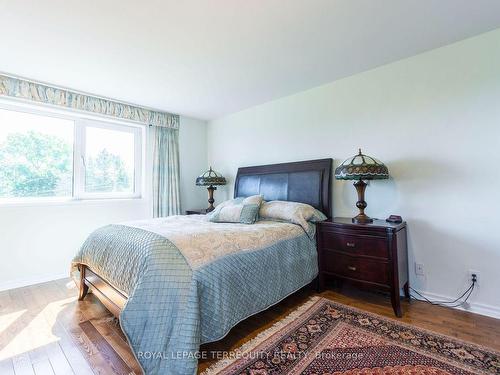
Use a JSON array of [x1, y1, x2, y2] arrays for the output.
[[74, 119, 142, 200], [0, 99, 144, 204]]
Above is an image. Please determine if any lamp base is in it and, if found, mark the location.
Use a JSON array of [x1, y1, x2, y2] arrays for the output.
[[206, 185, 216, 212], [352, 180, 373, 225], [352, 214, 373, 224]]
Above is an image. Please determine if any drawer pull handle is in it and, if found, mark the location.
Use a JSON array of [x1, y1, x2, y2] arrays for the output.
[[346, 242, 356, 248], [347, 266, 357, 271]]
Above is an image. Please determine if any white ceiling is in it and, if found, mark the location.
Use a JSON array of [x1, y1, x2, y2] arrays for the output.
[[1, 1, 500, 120]]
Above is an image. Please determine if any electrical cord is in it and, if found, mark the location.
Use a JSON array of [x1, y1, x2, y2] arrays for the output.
[[409, 280, 476, 308], [410, 284, 474, 307], [434, 284, 475, 308], [445, 285, 475, 308], [410, 283, 473, 305]]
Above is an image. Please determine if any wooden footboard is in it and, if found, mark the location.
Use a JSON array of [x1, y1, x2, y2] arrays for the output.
[[78, 264, 127, 318]]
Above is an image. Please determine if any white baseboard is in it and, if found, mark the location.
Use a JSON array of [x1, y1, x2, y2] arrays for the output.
[[0, 273, 69, 292], [416, 290, 500, 319]]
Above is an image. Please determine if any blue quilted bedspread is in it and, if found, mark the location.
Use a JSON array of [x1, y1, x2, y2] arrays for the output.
[[72, 217, 318, 375]]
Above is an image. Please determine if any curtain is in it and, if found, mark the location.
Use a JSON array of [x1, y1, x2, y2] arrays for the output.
[[151, 125, 181, 217], [0, 74, 179, 128]]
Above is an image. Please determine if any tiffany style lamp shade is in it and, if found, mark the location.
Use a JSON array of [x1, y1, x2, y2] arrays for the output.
[[335, 149, 389, 224], [196, 167, 227, 212]]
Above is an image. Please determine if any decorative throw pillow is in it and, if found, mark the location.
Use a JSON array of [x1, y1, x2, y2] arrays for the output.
[[209, 195, 263, 224], [258, 200, 327, 237]]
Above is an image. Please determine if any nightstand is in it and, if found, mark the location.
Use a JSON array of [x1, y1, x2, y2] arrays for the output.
[[185, 209, 209, 215], [317, 217, 409, 317]]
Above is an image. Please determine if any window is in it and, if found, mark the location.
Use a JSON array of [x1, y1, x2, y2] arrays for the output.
[[76, 121, 142, 199], [0, 103, 143, 203], [0, 108, 74, 199]]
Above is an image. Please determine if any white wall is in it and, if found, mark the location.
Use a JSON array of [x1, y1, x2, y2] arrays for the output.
[[0, 115, 207, 290], [207, 29, 500, 317], [179, 116, 209, 211]]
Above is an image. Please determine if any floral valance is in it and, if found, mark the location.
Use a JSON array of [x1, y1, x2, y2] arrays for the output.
[[0, 74, 179, 129]]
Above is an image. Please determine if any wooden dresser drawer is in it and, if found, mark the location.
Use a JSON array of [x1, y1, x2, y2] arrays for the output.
[[322, 250, 390, 286], [320, 231, 389, 259], [317, 218, 408, 317]]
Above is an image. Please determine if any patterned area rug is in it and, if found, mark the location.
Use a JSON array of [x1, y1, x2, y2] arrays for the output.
[[202, 297, 500, 375]]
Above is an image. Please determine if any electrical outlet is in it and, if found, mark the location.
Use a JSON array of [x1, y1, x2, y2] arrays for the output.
[[415, 262, 425, 276], [469, 269, 480, 285]]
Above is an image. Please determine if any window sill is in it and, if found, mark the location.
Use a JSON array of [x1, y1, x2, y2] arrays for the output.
[[0, 196, 147, 208]]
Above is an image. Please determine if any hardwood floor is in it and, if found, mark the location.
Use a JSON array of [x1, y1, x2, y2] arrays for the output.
[[0, 279, 498, 375]]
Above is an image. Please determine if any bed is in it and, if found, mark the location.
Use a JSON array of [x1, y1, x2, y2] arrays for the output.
[[72, 158, 332, 375]]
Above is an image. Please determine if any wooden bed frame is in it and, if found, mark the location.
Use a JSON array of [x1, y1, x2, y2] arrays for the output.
[[78, 158, 333, 317]]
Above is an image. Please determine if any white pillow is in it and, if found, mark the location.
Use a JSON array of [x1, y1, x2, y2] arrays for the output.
[[209, 195, 263, 224], [259, 200, 327, 237]]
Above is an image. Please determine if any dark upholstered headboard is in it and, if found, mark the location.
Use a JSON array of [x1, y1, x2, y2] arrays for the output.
[[234, 159, 333, 217]]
